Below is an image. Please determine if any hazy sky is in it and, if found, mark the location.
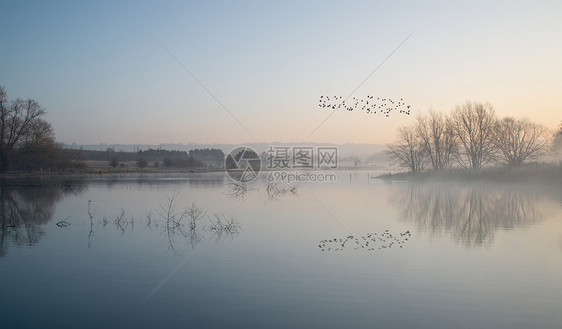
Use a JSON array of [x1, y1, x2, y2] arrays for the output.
[[1, 1, 561, 145]]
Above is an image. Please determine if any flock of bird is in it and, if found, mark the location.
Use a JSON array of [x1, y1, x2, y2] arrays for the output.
[[318, 230, 411, 251], [318, 95, 411, 116]]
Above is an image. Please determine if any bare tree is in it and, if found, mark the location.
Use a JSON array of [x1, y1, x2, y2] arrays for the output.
[[386, 125, 425, 173], [492, 117, 551, 166], [0, 86, 52, 172], [553, 121, 562, 153], [415, 111, 456, 170], [451, 101, 496, 169]]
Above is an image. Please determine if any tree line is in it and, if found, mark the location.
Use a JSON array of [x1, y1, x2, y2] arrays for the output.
[[387, 101, 556, 173], [0, 85, 227, 173], [136, 148, 224, 169], [79, 144, 225, 169], [0, 86, 84, 173]]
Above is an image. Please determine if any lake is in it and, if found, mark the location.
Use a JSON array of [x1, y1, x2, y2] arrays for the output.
[[1, 172, 561, 328]]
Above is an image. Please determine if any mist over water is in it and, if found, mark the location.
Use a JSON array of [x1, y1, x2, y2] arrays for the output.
[[1, 172, 561, 328]]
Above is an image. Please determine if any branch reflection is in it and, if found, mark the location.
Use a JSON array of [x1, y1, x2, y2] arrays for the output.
[[0, 185, 83, 256], [391, 183, 546, 247], [86, 195, 241, 254]]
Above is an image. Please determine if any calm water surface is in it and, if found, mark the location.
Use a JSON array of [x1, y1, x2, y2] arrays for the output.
[[1, 172, 561, 328]]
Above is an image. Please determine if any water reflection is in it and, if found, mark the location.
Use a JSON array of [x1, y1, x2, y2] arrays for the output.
[[223, 181, 255, 199], [97, 173, 226, 189], [319, 230, 411, 251], [391, 183, 548, 247], [222, 181, 299, 201], [0, 185, 83, 256], [84, 196, 241, 254], [0, 179, 243, 257], [206, 213, 242, 245], [265, 182, 299, 201]]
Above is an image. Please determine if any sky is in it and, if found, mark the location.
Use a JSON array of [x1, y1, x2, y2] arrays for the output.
[[1, 0, 561, 145]]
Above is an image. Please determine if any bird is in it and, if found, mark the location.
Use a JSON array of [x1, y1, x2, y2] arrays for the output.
[[318, 95, 412, 117]]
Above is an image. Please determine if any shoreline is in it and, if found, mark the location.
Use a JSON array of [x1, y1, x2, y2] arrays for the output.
[[1, 163, 561, 186], [375, 163, 562, 184]]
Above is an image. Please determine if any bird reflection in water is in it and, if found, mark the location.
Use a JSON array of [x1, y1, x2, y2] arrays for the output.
[[319, 230, 411, 251]]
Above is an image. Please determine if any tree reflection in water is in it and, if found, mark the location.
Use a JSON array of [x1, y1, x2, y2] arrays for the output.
[[86, 194, 241, 254], [391, 183, 547, 247], [0, 185, 83, 256], [0, 184, 242, 257]]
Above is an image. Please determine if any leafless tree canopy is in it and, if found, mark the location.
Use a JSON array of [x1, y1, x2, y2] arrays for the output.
[[415, 111, 456, 170], [493, 117, 551, 166], [387, 101, 556, 172], [0, 86, 54, 172], [553, 121, 562, 152], [386, 126, 425, 173], [451, 101, 496, 169]]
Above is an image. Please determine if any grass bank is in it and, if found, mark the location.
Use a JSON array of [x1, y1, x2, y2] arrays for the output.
[[376, 163, 562, 184]]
